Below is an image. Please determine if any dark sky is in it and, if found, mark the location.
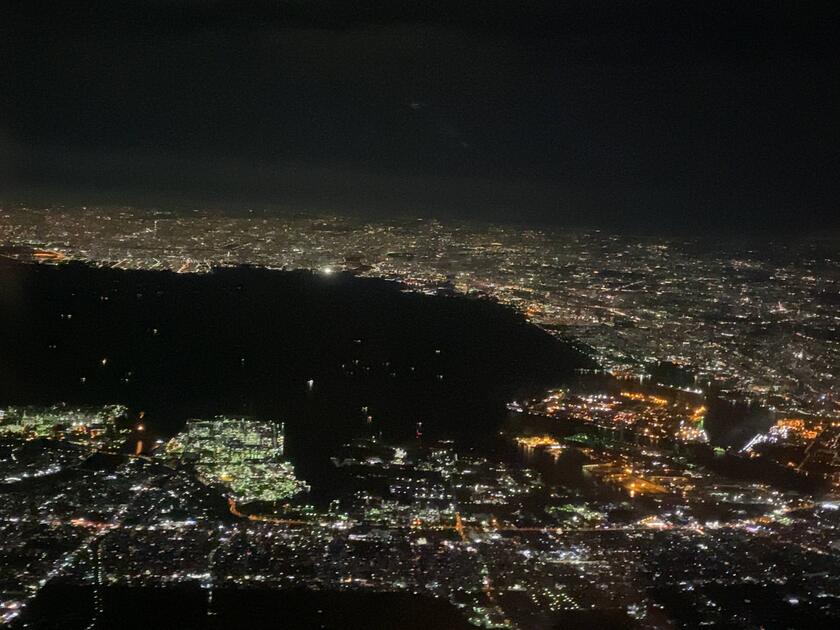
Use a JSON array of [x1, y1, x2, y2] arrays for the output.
[[2, 1, 839, 233]]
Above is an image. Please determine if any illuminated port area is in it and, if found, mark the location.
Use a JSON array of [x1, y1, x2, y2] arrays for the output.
[[0, 404, 130, 451], [521, 389, 709, 446], [742, 416, 840, 487], [515, 436, 562, 449], [160, 417, 308, 504], [519, 383, 840, 492]]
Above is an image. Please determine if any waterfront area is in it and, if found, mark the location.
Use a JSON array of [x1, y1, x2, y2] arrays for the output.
[[2, 205, 838, 421], [5, 1, 839, 626], [1, 209, 840, 627]]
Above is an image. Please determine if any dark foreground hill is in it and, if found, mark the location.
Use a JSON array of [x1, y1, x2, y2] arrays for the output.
[[0, 258, 587, 452]]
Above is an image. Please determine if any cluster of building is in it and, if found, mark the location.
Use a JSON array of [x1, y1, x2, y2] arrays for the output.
[[743, 416, 840, 488], [2, 205, 840, 626], [0, 404, 130, 450], [519, 382, 840, 490], [159, 417, 309, 504], [519, 388, 709, 446], [0, 404, 132, 486], [2, 421, 838, 628]]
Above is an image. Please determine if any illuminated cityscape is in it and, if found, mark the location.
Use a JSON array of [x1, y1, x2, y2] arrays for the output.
[[2, 405, 839, 628], [0, 206, 839, 627], [4, 0, 840, 625]]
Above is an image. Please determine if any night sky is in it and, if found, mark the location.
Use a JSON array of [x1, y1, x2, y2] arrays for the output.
[[2, 1, 839, 233]]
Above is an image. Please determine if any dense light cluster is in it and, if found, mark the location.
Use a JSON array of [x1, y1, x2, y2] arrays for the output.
[[160, 417, 308, 503]]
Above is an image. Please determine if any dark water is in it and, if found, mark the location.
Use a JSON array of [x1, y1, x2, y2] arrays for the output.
[[0, 258, 586, 497], [15, 583, 473, 630]]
